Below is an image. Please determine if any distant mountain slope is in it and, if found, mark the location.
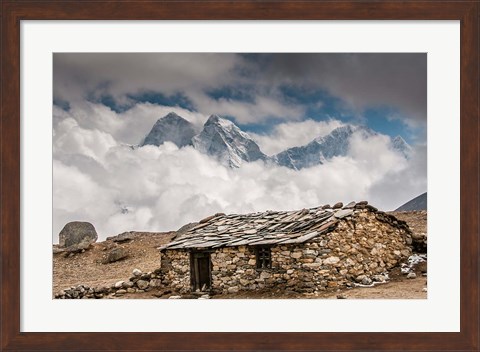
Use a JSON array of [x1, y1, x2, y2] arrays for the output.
[[273, 125, 369, 170], [395, 192, 427, 211], [192, 115, 268, 168], [141, 112, 197, 148], [392, 135, 413, 158]]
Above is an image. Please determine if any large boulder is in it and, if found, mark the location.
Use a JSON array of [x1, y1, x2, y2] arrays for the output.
[[59, 221, 98, 249]]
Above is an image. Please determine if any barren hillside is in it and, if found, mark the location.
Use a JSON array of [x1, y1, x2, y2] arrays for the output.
[[53, 231, 176, 294]]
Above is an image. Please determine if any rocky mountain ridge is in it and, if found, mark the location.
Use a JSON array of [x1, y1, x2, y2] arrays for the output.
[[395, 192, 427, 211], [141, 112, 412, 168]]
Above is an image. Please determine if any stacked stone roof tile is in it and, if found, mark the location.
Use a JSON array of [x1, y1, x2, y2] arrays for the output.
[[159, 201, 408, 251]]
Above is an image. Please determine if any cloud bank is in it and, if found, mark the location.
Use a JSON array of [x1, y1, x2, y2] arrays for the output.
[[53, 105, 426, 242]]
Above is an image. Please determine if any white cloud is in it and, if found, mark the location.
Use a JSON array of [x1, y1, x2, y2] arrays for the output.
[[54, 102, 208, 146], [369, 145, 427, 209], [53, 118, 426, 243], [250, 118, 344, 155], [188, 92, 305, 125], [53, 117, 117, 162]]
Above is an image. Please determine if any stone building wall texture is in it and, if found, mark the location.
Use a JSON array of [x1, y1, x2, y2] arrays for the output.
[[160, 210, 412, 294]]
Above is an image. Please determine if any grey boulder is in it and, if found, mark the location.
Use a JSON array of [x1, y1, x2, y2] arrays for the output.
[[59, 221, 98, 249]]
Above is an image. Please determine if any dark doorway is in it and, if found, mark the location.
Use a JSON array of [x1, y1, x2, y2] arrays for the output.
[[190, 251, 211, 291]]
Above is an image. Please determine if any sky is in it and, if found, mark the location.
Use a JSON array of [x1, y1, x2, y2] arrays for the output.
[[53, 53, 427, 242]]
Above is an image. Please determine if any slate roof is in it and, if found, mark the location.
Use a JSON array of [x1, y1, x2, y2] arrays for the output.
[[159, 201, 377, 251]]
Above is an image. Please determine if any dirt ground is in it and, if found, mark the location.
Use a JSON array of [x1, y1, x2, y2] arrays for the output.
[[389, 210, 427, 235], [53, 231, 176, 294], [53, 211, 427, 299]]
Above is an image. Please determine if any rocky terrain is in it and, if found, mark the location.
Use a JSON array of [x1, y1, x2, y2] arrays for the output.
[[53, 231, 176, 296], [390, 210, 427, 253], [53, 211, 427, 299]]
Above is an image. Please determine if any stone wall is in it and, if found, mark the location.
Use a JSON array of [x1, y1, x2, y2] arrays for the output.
[[55, 268, 163, 299], [160, 250, 190, 293], [160, 209, 412, 294]]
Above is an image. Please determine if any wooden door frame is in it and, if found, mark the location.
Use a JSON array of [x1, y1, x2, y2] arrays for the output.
[[189, 250, 212, 292]]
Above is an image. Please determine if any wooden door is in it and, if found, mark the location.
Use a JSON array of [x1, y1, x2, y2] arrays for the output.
[[191, 252, 211, 291]]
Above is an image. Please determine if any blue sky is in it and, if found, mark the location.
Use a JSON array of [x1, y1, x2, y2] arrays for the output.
[[85, 86, 421, 145]]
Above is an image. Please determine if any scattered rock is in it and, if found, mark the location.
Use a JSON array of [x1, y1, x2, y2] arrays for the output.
[[62, 242, 93, 254], [136, 280, 149, 290], [102, 247, 129, 264], [227, 286, 239, 293], [114, 281, 124, 289], [149, 279, 162, 287], [332, 202, 343, 209], [140, 273, 151, 280], [416, 261, 427, 273], [372, 275, 387, 282], [361, 277, 373, 285], [355, 275, 367, 283], [168, 295, 182, 299], [132, 268, 142, 277], [53, 245, 65, 254], [336, 294, 347, 299], [122, 281, 134, 289], [107, 232, 135, 243], [407, 272, 417, 279]]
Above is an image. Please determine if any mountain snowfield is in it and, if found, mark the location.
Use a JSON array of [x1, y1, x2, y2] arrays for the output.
[[140, 112, 412, 169], [141, 112, 197, 148], [192, 115, 268, 168]]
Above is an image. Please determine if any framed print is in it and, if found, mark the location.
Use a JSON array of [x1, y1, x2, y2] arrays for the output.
[[1, 1, 479, 351]]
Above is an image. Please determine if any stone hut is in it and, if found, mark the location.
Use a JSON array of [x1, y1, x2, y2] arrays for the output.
[[158, 201, 413, 294]]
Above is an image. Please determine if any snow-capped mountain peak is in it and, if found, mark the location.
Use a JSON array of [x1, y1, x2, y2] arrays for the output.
[[192, 115, 267, 168], [392, 135, 413, 158], [275, 124, 375, 170], [139, 112, 412, 170], [141, 112, 197, 148]]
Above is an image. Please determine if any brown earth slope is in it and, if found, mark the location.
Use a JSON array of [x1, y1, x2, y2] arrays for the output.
[[53, 231, 175, 294], [390, 210, 427, 236]]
